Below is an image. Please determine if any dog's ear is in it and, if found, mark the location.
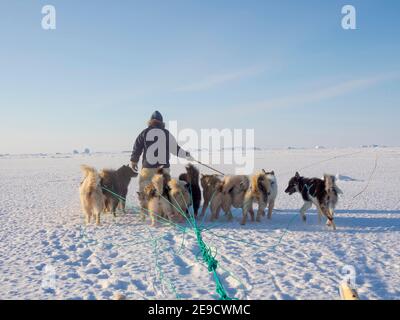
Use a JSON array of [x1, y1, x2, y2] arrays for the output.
[[270, 170, 275, 175], [295, 172, 300, 178], [262, 169, 266, 174]]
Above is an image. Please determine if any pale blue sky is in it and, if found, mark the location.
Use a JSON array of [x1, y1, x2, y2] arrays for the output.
[[0, 0, 399, 153]]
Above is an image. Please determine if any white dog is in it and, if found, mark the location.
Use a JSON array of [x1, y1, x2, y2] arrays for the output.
[[79, 165, 104, 225], [242, 170, 277, 225]]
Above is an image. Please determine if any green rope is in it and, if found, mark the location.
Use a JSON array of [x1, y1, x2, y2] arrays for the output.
[[100, 184, 236, 299], [185, 185, 235, 300]]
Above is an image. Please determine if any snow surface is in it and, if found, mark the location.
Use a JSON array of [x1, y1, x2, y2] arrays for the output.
[[1, 148, 399, 300]]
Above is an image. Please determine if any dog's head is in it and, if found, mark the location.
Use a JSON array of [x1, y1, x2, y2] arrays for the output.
[[118, 164, 138, 178], [137, 191, 147, 203], [251, 173, 271, 202], [285, 172, 300, 195], [262, 169, 276, 187], [262, 169, 275, 176]]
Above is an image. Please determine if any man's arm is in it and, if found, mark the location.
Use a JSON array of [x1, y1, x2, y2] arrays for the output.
[[168, 130, 192, 159], [131, 131, 145, 164]]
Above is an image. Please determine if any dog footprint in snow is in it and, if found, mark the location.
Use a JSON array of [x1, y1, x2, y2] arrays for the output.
[[255, 257, 265, 264], [131, 279, 147, 291], [79, 249, 93, 259], [85, 267, 101, 275], [173, 256, 192, 276], [35, 262, 46, 271], [115, 260, 127, 268], [101, 242, 113, 250], [108, 251, 119, 259]]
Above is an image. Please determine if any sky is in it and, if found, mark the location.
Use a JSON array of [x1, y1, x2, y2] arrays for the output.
[[0, 0, 399, 154]]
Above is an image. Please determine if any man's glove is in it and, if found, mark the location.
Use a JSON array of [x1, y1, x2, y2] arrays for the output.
[[185, 152, 195, 162], [131, 161, 139, 174]]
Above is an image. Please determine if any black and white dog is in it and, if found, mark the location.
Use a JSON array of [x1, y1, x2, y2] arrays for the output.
[[285, 172, 342, 230]]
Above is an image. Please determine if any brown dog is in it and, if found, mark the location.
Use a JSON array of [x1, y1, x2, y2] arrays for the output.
[[200, 174, 223, 217], [100, 165, 137, 216], [210, 175, 251, 222]]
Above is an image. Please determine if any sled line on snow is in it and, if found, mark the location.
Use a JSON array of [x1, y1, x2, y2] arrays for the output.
[[98, 185, 237, 300], [279, 150, 364, 177]]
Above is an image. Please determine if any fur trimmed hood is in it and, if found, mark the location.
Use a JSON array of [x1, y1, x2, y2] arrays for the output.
[[147, 118, 165, 129]]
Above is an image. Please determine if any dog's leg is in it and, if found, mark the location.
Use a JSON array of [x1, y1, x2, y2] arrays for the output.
[[161, 198, 175, 222], [300, 201, 312, 222], [138, 195, 147, 222], [329, 218, 337, 230], [210, 193, 222, 222], [216, 206, 223, 221], [150, 211, 155, 226], [261, 199, 266, 217], [249, 207, 255, 221], [267, 200, 275, 219], [94, 208, 101, 226], [256, 202, 267, 222], [122, 189, 128, 212], [111, 199, 118, 218], [226, 209, 233, 221], [318, 203, 335, 229], [221, 193, 232, 221], [85, 212, 90, 225], [104, 198, 110, 213], [118, 200, 126, 213], [148, 201, 158, 227], [138, 203, 146, 221], [241, 193, 253, 225], [83, 203, 92, 224], [200, 195, 209, 217], [240, 210, 247, 225], [95, 212, 100, 225], [326, 207, 336, 230], [249, 206, 256, 221], [210, 205, 218, 222]]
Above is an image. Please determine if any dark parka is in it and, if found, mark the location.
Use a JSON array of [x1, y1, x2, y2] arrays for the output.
[[130, 119, 188, 169]]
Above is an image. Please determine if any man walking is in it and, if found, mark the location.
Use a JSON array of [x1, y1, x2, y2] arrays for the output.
[[131, 111, 193, 215]]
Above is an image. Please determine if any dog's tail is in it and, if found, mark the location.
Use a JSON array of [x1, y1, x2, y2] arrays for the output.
[[168, 178, 181, 191], [184, 164, 200, 184], [80, 165, 101, 195], [324, 174, 343, 196], [81, 165, 98, 178]]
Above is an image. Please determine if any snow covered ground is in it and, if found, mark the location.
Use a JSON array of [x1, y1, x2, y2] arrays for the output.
[[1, 148, 399, 300]]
